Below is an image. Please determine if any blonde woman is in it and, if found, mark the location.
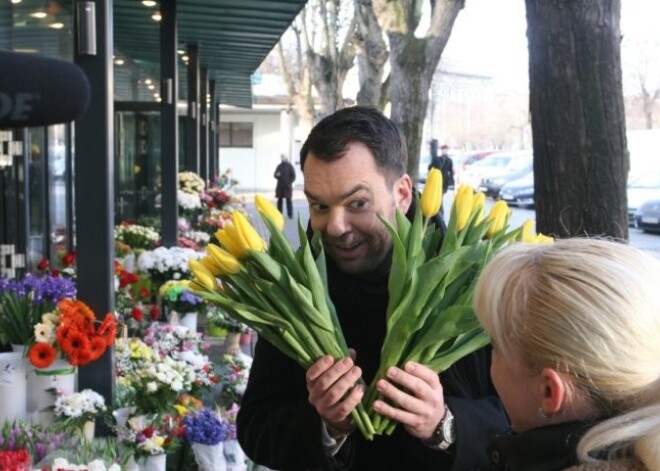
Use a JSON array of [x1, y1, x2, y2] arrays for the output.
[[474, 238, 660, 471]]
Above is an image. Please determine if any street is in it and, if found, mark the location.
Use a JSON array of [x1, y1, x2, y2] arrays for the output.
[[242, 190, 660, 258]]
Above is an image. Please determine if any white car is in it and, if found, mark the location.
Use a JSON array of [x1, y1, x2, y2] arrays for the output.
[[627, 172, 660, 225], [461, 150, 532, 192]]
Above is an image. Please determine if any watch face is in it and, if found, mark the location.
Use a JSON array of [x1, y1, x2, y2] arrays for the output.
[[442, 415, 456, 443]]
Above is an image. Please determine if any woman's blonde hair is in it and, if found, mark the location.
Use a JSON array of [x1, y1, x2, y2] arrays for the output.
[[473, 238, 660, 468]]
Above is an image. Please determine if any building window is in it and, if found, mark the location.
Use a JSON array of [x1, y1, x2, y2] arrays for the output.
[[219, 122, 253, 148]]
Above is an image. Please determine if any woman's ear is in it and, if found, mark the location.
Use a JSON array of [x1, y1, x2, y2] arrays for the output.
[[539, 368, 567, 416]]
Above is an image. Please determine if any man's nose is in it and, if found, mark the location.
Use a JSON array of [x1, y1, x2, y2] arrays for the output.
[[325, 207, 349, 238]]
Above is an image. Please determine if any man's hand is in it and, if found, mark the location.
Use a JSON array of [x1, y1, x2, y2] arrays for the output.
[[306, 354, 364, 431], [372, 361, 445, 440]]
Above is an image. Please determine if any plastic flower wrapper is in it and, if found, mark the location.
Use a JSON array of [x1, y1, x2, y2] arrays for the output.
[[188, 198, 376, 439], [183, 408, 230, 471], [364, 170, 553, 435]]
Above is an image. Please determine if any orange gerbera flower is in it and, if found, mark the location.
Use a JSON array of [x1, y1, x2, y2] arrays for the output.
[[28, 343, 57, 368], [60, 330, 90, 357], [88, 337, 107, 361], [69, 347, 93, 366], [98, 313, 117, 346]]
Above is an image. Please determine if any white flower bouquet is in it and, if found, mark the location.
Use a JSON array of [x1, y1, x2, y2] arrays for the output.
[[136, 246, 203, 287], [114, 223, 160, 251], [178, 171, 205, 195]]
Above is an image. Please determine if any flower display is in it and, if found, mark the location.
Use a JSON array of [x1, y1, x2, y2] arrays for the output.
[[0, 421, 67, 465], [27, 299, 117, 368], [136, 247, 203, 289], [193, 211, 232, 236], [177, 190, 202, 211], [0, 449, 30, 470], [114, 223, 160, 251], [0, 273, 77, 345], [54, 389, 107, 426], [159, 280, 205, 315], [215, 354, 251, 409], [116, 413, 174, 459], [181, 230, 211, 246], [201, 188, 231, 210], [183, 408, 230, 445], [178, 171, 205, 195], [50, 457, 120, 471]]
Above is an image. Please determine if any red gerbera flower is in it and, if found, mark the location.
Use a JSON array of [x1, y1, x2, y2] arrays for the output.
[[150, 305, 160, 321], [37, 258, 50, 271], [61, 251, 76, 266], [28, 343, 57, 368], [60, 330, 90, 357], [131, 307, 143, 322]]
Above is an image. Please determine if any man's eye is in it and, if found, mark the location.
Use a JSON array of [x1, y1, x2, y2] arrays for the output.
[[348, 200, 367, 210], [309, 203, 328, 212]]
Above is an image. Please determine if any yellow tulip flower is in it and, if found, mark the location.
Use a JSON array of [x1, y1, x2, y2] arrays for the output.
[[471, 192, 486, 223], [233, 211, 266, 253], [215, 222, 246, 258], [200, 256, 223, 276], [255, 194, 285, 230], [521, 219, 535, 243], [485, 200, 510, 238], [453, 185, 474, 231], [188, 259, 217, 290], [532, 233, 554, 244], [420, 168, 443, 218], [206, 244, 241, 274]]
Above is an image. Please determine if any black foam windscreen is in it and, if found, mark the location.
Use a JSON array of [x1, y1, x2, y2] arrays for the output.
[[0, 50, 91, 128]]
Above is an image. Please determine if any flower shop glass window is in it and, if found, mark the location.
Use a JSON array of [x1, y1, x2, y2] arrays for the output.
[[219, 122, 253, 148]]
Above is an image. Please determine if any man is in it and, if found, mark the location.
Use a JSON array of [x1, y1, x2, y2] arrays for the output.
[[274, 154, 297, 219], [428, 141, 455, 195], [237, 107, 508, 470]]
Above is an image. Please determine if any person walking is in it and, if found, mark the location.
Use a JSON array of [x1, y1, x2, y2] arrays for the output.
[[274, 154, 296, 219], [237, 107, 508, 471], [428, 140, 454, 218]]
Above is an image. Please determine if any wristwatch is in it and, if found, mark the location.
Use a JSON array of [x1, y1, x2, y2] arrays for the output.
[[422, 406, 455, 451]]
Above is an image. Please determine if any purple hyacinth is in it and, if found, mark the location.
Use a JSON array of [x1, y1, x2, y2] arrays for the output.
[[183, 409, 230, 445]]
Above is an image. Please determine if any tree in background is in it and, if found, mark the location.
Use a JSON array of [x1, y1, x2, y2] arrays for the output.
[[354, 0, 389, 109], [622, 34, 660, 130], [527, 0, 629, 239]]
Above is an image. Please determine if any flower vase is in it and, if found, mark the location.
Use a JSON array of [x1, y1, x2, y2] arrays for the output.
[[136, 453, 167, 471], [33, 359, 77, 425], [11, 344, 27, 355], [191, 443, 226, 471], [179, 311, 198, 332], [82, 420, 95, 444], [11, 345, 37, 413], [224, 333, 241, 355], [239, 330, 251, 346], [224, 439, 246, 470], [0, 352, 27, 423]]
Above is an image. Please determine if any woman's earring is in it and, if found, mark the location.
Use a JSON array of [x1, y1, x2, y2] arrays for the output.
[[538, 407, 550, 419]]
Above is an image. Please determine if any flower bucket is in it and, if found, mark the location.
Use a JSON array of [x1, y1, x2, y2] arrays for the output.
[[191, 443, 226, 471], [224, 333, 241, 355], [179, 312, 198, 332], [207, 324, 227, 338], [0, 352, 27, 423], [113, 406, 137, 428], [224, 439, 246, 470], [11, 344, 27, 355], [136, 453, 166, 471], [33, 359, 76, 425], [82, 420, 95, 444]]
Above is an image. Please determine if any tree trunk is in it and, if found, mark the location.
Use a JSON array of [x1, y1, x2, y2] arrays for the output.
[[374, 0, 464, 181], [526, 0, 628, 240], [355, 0, 388, 108]]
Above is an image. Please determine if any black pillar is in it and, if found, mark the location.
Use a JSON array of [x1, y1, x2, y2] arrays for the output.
[[208, 79, 216, 184], [185, 44, 199, 173], [160, 0, 178, 248], [199, 67, 208, 183], [73, 0, 115, 414]]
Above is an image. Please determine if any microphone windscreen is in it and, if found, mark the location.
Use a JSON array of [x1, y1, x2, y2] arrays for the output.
[[0, 50, 91, 128]]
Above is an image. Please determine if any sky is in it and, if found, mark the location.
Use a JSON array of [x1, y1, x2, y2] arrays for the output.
[[440, 0, 660, 89]]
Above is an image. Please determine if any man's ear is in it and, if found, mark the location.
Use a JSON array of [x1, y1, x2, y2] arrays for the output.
[[539, 368, 567, 416], [395, 174, 413, 213]]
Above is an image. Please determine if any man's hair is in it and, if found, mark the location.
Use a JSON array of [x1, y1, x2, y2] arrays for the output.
[[299, 106, 407, 181]]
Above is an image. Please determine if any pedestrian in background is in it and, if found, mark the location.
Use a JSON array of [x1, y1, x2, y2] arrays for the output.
[[274, 154, 296, 219]]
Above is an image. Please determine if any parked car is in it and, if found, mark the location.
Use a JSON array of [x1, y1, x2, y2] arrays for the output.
[[627, 172, 660, 225], [499, 171, 535, 208], [633, 199, 660, 232], [465, 150, 533, 198], [417, 151, 462, 186], [454, 150, 496, 185]]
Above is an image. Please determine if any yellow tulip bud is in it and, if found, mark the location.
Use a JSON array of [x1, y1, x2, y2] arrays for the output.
[[485, 201, 510, 238], [206, 244, 241, 274], [188, 259, 216, 290], [233, 211, 266, 253], [420, 168, 443, 218], [532, 233, 554, 244], [521, 219, 535, 243], [215, 222, 246, 258], [255, 194, 285, 230], [453, 186, 474, 231], [471, 192, 486, 222], [200, 256, 223, 276]]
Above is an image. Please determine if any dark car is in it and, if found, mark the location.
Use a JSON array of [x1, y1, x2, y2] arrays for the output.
[[633, 199, 660, 233], [476, 151, 533, 199], [499, 171, 534, 208]]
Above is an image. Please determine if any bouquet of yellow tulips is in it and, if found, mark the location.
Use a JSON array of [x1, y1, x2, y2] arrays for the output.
[[187, 198, 376, 438], [363, 169, 552, 435]]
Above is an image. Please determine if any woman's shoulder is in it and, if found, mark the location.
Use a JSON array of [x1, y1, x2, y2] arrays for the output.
[[564, 458, 647, 471]]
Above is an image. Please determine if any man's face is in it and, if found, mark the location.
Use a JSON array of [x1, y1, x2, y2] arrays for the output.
[[303, 142, 412, 279]]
